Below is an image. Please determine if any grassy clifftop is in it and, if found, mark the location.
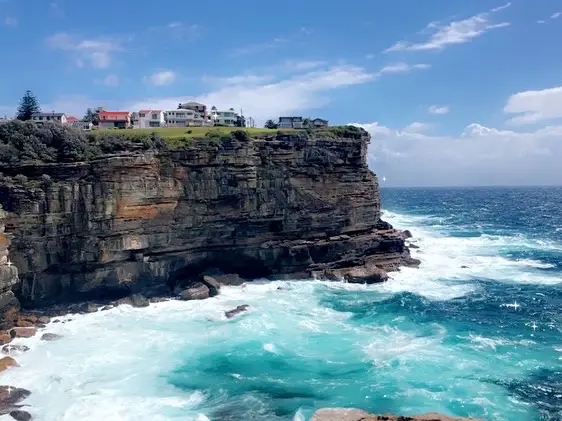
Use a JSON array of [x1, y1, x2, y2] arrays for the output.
[[0, 120, 367, 166]]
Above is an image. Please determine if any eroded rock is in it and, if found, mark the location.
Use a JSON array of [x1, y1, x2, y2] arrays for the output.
[[40, 333, 62, 341], [201, 276, 221, 297], [2, 344, 29, 354], [311, 408, 480, 421], [0, 386, 30, 415], [9, 328, 36, 339], [179, 284, 209, 301], [0, 356, 18, 372], [9, 410, 32, 421], [225, 304, 249, 319]]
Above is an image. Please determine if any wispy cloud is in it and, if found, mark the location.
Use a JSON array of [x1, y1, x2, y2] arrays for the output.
[[129, 64, 373, 125], [46, 33, 122, 69], [4, 16, 17, 27], [402, 121, 432, 133], [144, 70, 176, 86], [504, 86, 562, 125], [385, 3, 511, 52], [96, 74, 119, 87], [428, 105, 450, 115], [230, 27, 311, 56], [551, 12, 561, 20], [376, 63, 431, 76], [50, 2, 63, 17]]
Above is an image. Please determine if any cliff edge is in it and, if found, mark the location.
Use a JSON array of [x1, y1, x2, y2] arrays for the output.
[[0, 127, 417, 310]]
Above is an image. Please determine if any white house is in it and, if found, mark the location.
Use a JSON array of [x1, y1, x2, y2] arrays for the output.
[[31, 112, 67, 124], [136, 110, 165, 128], [278, 116, 303, 129], [71, 121, 94, 131], [165, 109, 208, 127], [210, 107, 238, 127]]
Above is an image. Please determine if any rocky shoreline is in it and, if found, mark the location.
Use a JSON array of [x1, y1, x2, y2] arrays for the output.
[[311, 408, 481, 420]]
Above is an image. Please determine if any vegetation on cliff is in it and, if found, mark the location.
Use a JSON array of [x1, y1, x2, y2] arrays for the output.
[[0, 120, 368, 166]]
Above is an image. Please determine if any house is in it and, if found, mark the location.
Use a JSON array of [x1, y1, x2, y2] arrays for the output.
[[66, 116, 80, 124], [178, 101, 207, 115], [31, 112, 67, 125], [136, 110, 165, 128], [165, 109, 206, 127], [278, 116, 303, 129], [311, 118, 328, 128], [71, 121, 94, 131], [98, 111, 131, 129], [210, 107, 239, 127]]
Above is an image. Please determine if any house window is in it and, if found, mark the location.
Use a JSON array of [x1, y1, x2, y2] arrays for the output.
[[152, 113, 158, 119], [139, 113, 145, 117]]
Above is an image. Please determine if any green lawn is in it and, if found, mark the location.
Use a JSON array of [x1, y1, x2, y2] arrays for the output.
[[94, 126, 284, 140]]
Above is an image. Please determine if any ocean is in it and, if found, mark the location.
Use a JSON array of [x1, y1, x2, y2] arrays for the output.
[[2, 186, 562, 421]]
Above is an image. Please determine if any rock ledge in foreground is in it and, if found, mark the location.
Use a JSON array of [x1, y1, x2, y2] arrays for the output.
[[311, 408, 482, 421]]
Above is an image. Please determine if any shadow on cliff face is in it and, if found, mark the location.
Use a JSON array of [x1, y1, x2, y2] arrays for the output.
[[167, 253, 272, 290]]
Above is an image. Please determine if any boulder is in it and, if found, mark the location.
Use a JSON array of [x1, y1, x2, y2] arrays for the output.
[[130, 294, 150, 308], [225, 304, 249, 319], [40, 333, 62, 341], [86, 303, 99, 313], [0, 386, 30, 415], [0, 356, 18, 372], [37, 316, 50, 325], [2, 344, 29, 354], [214, 273, 245, 286], [403, 229, 413, 238], [9, 327, 36, 339], [179, 283, 210, 301], [201, 276, 221, 297], [325, 265, 389, 284], [15, 321, 34, 328], [100, 305, 114, 311], [310, 408, 480, 421], [9, 410, 32, 421], [0, 333, 11, 346]]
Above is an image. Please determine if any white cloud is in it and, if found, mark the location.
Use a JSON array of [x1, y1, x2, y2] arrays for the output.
[[551, 12, 561, 20], [282, 60, 327, 71], [428, 105, 450, 115], [504, 86, 562, 125], [230, 27, 311, 56], [537, 20, 546, 24], [46, 33, 121, 69], [386, 3, 511, 52], [402, 122, 432, 133], [4, 16, 17, 27], [129, 64, 374, 125], [352, 120, 562, 186], [98, 74, 119, 87], [145, 70, 176, 86], [376, 63, 431, 76]]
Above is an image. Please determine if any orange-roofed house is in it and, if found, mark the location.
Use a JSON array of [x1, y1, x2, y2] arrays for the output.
[[135, 109, 165, 129], [98, 111, 132, 129]]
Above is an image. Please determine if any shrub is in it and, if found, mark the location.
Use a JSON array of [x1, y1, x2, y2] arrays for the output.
[[231, 130, 250, 142], [13, 174, 28, 184]]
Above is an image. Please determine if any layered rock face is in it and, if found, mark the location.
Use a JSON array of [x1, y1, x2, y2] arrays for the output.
[[0, 207, 19, 328], [0, 134, 415, 308], [311, 408, 480, 421]]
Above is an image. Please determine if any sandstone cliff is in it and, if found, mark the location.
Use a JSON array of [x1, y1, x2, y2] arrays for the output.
[[0, 131, 415, 309]]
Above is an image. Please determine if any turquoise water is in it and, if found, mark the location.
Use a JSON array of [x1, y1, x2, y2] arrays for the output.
[[2, 187, 562, 421]]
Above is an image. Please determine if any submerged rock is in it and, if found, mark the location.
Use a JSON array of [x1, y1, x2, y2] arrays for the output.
[[0, 356, 18, 372], [2, 344, 29, 354], [179, 283, 210, 301], [0, 386, 30, 415], [403, 229, 413, 238], [225, 304, 249, 319], [9, 410, 32, 421], [311, 408, 480, 421], [40, 333, 62, 341]]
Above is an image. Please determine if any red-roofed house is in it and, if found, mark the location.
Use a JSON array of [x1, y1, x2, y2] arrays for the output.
[[134, 109, 164, 128], [98, 111, 131, 129], [66, 116, 79, 124]]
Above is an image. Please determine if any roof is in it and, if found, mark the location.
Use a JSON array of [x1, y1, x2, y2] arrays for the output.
[[99, 111, 130, 116], [138, 109, 162, 114], [66, 116, 79, 122], [279, 116, 303, 120], [181, 101, 205, 106], [32, 112, 66, 117], [312, 118, 328, 122]]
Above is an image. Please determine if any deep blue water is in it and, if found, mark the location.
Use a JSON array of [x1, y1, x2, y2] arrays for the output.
[[5, 187, 562, 421]]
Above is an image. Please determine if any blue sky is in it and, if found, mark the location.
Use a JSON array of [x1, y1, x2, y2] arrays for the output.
[[1, 0, 562, 186]]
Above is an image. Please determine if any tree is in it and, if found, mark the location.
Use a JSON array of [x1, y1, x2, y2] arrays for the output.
[[235, 114, 246, 127], [303, 118, 312, 129], [16, 90, 41, 121], [83, 108, 99, 126], [264, 119, 278, 129]]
